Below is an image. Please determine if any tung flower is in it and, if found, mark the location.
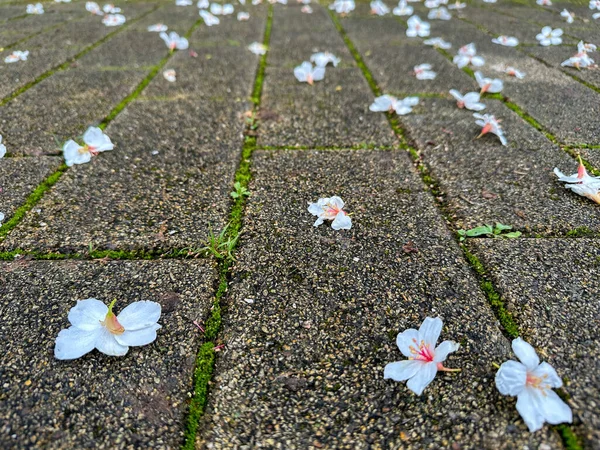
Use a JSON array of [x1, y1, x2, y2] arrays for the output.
[[26, 3, 44, 14], [163, 69, 176, 82], [369, 95, 419, 115], [329, 0, 355, 14], [392, 0, 413, 16], [554, 155, 600, 204], [210, 3, 234, 14], [199, 9, 220, 26], [496, 338, 572, 432], [160, 31, 189, 50], [237, 11, 249, 20], [560, 9, 574, 23], [491, 35, 519, 47], [148, 23, 168, 32], [102, 13, 126, 26], [294, 61, 325, 84], [536, 26, 563, 46], [308, 196, 352, 230], [63, 126, 114, 166], [449, 89, 486, 111], [414, 63, 437, 80], [248, 42, 268, 55], [310, 52, 341, 68], [85, 1, 103, 15], [427, 7, 451, 20], [0, 135, 6, 158], [103, 3, 121, 13], [384, 317, 460, 395], [475, 71, 503, 94], [453, 43, 485, 68], [370, 0, 390, 15], [424, 37, 452, 49], [54, 299, 162, 359], [406, 15, 430, 37], [4, 51, 29, 63], [474, 113, 507, 146]]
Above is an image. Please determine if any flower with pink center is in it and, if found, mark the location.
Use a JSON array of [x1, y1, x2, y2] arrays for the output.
[[473, 113, 507, 146], [54, 299, 162, 359], [406, 15, 431, 37], [449, 90, 486, 111], [536, 0, 551, 5], [307, 196, 352, 230], [474, 71, 503, 94], [453, 43, 485, 69], [592, 0, 600, 10], [102, 13, 126, 26], [414, 63, 437, 80], [491, 35, 519, 47], [294, 61, 325, 85], [384, 317, 460, 395], [148, 23, 168, 32], [160, 31, 189, 51], [554, 155, 600, 204], [63, 126, 114, 166], [560, 9, 574, 23], [496, 338, 572, 432], [370, 0, 390, 16]]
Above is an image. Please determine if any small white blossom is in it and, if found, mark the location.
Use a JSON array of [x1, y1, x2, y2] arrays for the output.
[[428, 7, 451, 20], [591, 0, 600, 10], [329, 0, 355, 14], [491, 35, 519, 47], [54, 0, 71, 3], [163, 69, 176, 82], [496, 338, 572, 432], [406, 15, 430, 37], [210, 3, 234, 14], [26, 3, 44, 14], [199, 9, 220, 26], [103, 3, 121, 13], [0, 212, 4, 226], [482, 0, 497, 3], [536, 0, 551, 5], [54, 299, 162, 359], [393, 0, 413, 16], [63, 126, 114, 167], [447, 1, 465, 9], [160, 31, 189, 50], [310, 52, 340, 68], [86, 1, 103, 15], [0, 135, 6, 158], [536, 26, 563, 46], [560, 9, 574, 23], [176, 0, 193, 4], [370, 95, 419, 115], [307, 196, 352, 230], [498, 66, 526, 78], [148, 23, 168, 32], [424, 37, 451, 49], [102, 14, 126, 26], [4, 51, 29, 63], [197, 0, 209, 7], [474, 113, 507, 146], [248, 42, 267, 55], [474, 71, 503, 93], [384, 317, 460, 395], [453, 43, 485, 68], [561, 41, 597, 69], [554, 156, 600, 204], [294, 61, 325, 84], [449, 90, 486, 111], [370, 0, 390, 15], [424, 0, 440, 7], [414, 63, 437, 80], [237, 11, 249, 20], [301, 5, 312, 12]]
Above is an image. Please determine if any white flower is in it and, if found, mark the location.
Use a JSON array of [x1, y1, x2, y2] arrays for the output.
[[301, 5, 312, 12], [54, 0, 71, 3], [310, 52, 340, 68], [414, 63, 437, 80], [252, 0, 262, 4], [0, 212, 4, 225], [86, 2, 103, 15], [593, 12, 600, 19], [54, 299, 162, 359], [0, 135, 6, 158], [449, 90, 486, 111], [197, 0, 209, 7], [482, 0, 496, 3], [496, 338, 572, 432], [102, 14, 126, 26], [428, 6, 451, 20], [248, 42, 267, 55], [307, 196, 352, 230], [447, 0, 465, 9], [473, 113, 507, 146], [474, 71, 503, 93], [160, 31, 189, 50], [329, 0, 355, 14], [501, 66, 526, 78], [453, 43, 485, 68], [4, 51, 29, 63], [424, 37, 451, 49], [237, 11, 249, 20], [210, 3, 234, 14], [491, 35, 519, 47], [591, 0, 600, 9], [578, 41, 597, 53], [199, 9, 220, 26], [163, 69, 176, 82], [560, 9, 574, 23], [384, 317, 460, 395], [536, 0, 551, 5], [103, 3, 121, 13], [370, 95, 418, 115], [536, 26, 563, 46], [370, 0, 390, 15], [176, 0, 192, 4], [26, 3, 44, 14], [554, 156, 600, 204], [393, 0, 413, 16], [294, 61, 325, 84], [406, 15, 430, 37], [561, 54, 595, 69], [148, 23, 168, 32], [63, 126, 114, 167]]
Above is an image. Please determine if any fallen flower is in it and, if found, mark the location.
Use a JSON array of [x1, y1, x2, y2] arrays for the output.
[[428, 6, 451, 20], [370, 0, 390, 15], [102, 13, 126, 26], [392, 0, 413, 16], [176, 0, 192, 4], [210, 3, 234, 14], [294, 61, 325, 84], [370, 95, 419, 115], [384, 317, 460, 395], [536, 26, 563, 46], [473, 113, 507, 146], [560, 9, 574, 23], [592, 0, 600, 10], [63, 126, 114, 166], [103, 3, 121, 13], [0, 212, 4, 225], [4, 51, 29, 63], [424, 37, 451, 49], [496, 337, 572, 432], [329, 0, 355, 14], [311, 52, 340, 68], [301, 5, 312, 12], [199, 9, 220, 26], [414, 63, 437, 80], [248, 42, 267, 55], [307, 196, 352, 230], [449, 89, 486, 111], [491, 35, 519, 47], [197, 0, 209, 6], [554, 156, 600, 204], [475, 71, 503, 93], [536, 0, 551, 5], [85, 1, 103, 15], [160, 31, 189, 50], [237, 11, 249, 20], [406, 15, 430, 37], [26, 3, 44, 14], [503, 66, 526, 79], [54, 299, 162, 359], [453, 43, 485, 68], [163, 69, 176, 82], [0, 135, 6, 158], [447, 0, 465, 9], [147, 23, 168, 32]]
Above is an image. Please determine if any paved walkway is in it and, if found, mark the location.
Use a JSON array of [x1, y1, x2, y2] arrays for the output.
[[0, 0, 598, 448]]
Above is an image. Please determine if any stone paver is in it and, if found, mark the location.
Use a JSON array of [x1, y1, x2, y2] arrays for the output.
[[0, 259, 216, 449], [199, 150, 562, 449], [470, 238, 600, 447]]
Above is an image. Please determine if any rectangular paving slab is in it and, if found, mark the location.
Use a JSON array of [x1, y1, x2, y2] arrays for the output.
[[401, 98, 600, 234], [470, 238, 600, 447], [199, 149, 562, 449], [258, 4, 397, 148], [0, 259, 216, 449]]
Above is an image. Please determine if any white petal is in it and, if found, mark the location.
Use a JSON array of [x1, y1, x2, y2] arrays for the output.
[[406, 361, 437, 395], [396, 328, 420, 357], [328, 196, 345, 210], [418, 316, 442, 347], [384, 360, 423, 381], [433, 340, 460, 362], [531, 362, 563, 389], [308, 202, 323, 216], [512, 337, 540, 370], [95, 328, 129, 356], [536, 388, 573, 425], [67, 298, 107, 330], [117, 300, 161, 331], [495, 360, 527, 396], [54, 327, 100, 360], [331, 212, 352, 230], [516, 388, 546, 432], [115, 324, 161, 347], [312, 67, 326, 81]]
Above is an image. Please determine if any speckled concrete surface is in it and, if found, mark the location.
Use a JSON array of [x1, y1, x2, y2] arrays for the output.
[[0, 259, 216, 450], [470, 238, 600, 448], [199, 150, 562, 449]]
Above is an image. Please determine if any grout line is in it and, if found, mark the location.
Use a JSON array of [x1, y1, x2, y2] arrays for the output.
[[0, 247, 211, 261], [255, 144, 402, 151], [181, 6, 273, 450]]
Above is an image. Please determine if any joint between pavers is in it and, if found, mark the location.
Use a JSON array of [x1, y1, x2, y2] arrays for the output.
[[0, 247, 214, 261], [255, 144, 402, 151]]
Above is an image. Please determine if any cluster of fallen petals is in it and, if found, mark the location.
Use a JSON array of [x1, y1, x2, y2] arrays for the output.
[[4, 51, 29, 64], [26, 3, 44, 14], [294, 51, 340, 84], [554, 156, 600, 204], [561, 41, 597, 69], [86, 2, 126, 26]]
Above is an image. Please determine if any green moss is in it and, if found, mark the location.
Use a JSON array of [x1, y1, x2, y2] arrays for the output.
[[555, 424, 583, 450], [565, 226, 594, 238]]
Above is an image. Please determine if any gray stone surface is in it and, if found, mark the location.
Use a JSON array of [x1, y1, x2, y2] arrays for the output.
[[199, 150, 562, 449], [0, 156, 63, 224], [470, 238, 600, 448], [0, 259, 216, 449], [401, 98, 600, 234]]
